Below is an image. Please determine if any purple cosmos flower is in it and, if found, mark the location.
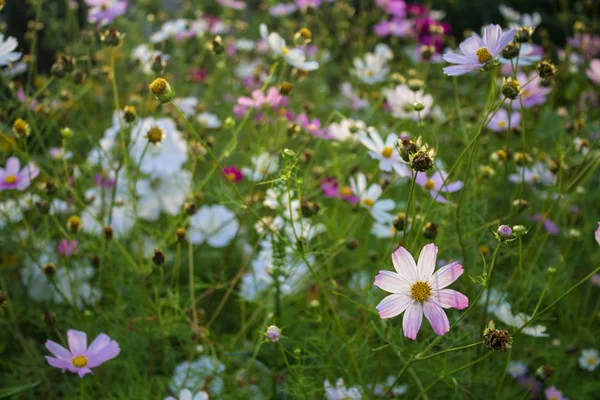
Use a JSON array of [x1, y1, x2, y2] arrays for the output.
[[45, 329, 120, 377], [85, 0, 128, 26], [545, 386, 568, 400], [376, 0, 406, 16], [517, 375, 542, 394], [374, 18, 412, 38], [321, 177, 358, 204], [57, 239, 80, 257], [596, 221, 600, 245], [0, 156, 40, 191], [443, 24, 516, 76], [509, 162, 555, 186], [513, 71, 551, 109], [415, 18, 451, 53], [586, 59, 600, 85], [486, 108, 521, 132], [269, 3, 298, 17], [415, 170, 463, 203], [295, 0, 322, 10], [528, 214, 560, 235], [94, 173, 115, 189], [297, 113, 330, 139], [217, 0, 246, 10], [374, 244, 468, 340]]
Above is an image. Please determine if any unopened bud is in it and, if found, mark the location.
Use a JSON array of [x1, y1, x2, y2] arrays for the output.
[[176, 228, 186, 241], [512, 225, 527, 236], [149, 78, 174, 104], [104, 226, 113, 240], [279, 82, 293, 96], [67, 215, 81, 232], [265, 325, 281, 342], [501, 42, 520, 59], [537, 61, 557, 80], [100, 27, 122, 47], [515, 27, 533, 43], [423, 222, 438, 239], [123, 105, 137, 123], [501, 77, 521, 100], [152, 249, 165, 266], [12, 118, 30, 138]]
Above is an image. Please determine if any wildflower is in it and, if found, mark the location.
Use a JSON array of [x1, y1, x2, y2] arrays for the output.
[[595, 222, 600, 245], [515, 26, 534, 43], [170, 356, 225, 395], [131, 44, 170, 75], [85, 0, 127, 26], [423, 222, 439, 239], [350, 173, 395, 222], [579, 349, 600, 371], [513, 71, 551, 109], [45, 329, 120, 377], [242, 152, 279, 181], [223, 165, 243, 183], [217, 0, 246, 10], [383, 84, 434, 120], [57, 239, 79, 257], [537, 60, 557, 80], [409, 146, 435, 172], [517, 375, 542, 395], [0, 33, 21, 66], [0, 157, 39, 191], [320, 177, 358, 204], [165, 389, 209, 400], [442, 24, 516, 76], [327, 118, 366, 142], [324, 378, 362, 400], [492, 301, 549, 337], [374, 17, 412, 38], [586, 59, 600, 84], [501, 77, 521, 100], [415, 170, 463, 203], [508, 361, 528, 378], [12, 118, 30, 138], [499, 5, 541, 29], [260, 24, 319, 71], [374, 244, 468, 339], [483, 320, 512, 351], [100, 26, 121, 47], [371, 376, 408, 397], [509, 162, 554, 186], [486, 108, 521, 132], [189, 205, 239, 248], [359, 129, 408, 176], [297, 113, 329, 138], [544, 386, 568, 400], [151, 19, 188, 43], [123, 105, 136, 122], [197, 112, 222, 129], [149, 78, 175, 104], [496, 225, 513, 240], [265, 325, 281, 342], [137, 172, 191, 221], [269, 3, 298, 17], [528, 214, 560, 235], [351, 44, 393, 84]]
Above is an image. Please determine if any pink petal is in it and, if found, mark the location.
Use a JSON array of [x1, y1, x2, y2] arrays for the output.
[[391, 246, 418, 282], [374, 270, 411, 293], [86, 334, 110, 357], [416, 243, 437, 281], [77, 367, 93, 378], [423, 301, 450, 336], [46, 340, 72, 360], [376, 293, 412, 319], [402, 301, 423, 340], [431, 289, 468, 310], [67, 330, 88, 355], [5, 157, 20, 175], [88, 341, 120, 368], [429, 262, 464, 290], [595, 222, 600, 246], [46, 356, 72, 370]]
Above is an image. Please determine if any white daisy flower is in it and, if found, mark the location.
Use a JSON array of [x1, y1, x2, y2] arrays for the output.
[[242, 152, 279, 182], [189, 205, 239, 248], [383, 84, 434, 120], [350, 172, 395, 222]]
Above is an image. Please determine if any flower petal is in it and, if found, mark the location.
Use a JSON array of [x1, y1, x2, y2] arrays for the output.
[[46, 340, 72, 360], [423, 301, 450, 336], [67, 330, 88, 356], [46, 356, 72, 370], [376, 293, 412, 319], [374, 270, 411, 293], [5, 157, 20, 175], [402, 301, 423, 340], [77, 367, 93, 378], [416, 243, 437, 281], [391, 246, 418, 282], [429, 262, 464, 290], [431, 289, 469, 310], [443, 64, 482, 76]]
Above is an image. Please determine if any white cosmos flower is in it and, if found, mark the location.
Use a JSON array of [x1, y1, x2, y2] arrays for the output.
[[170, 357, 225, 394], [131, 44, 170, 74], [259, 24, 319, 71], [197, 112, 222, 129], [327, 118, 366, 142], [81, 182, 136, 238], [165, 389, 209, 400], [189, 205, 239, 248], [136, 171, 191, 221], [129, 117, 188, 179], [242, 152, 279, 182], [507, 361, 528, 378], [150, 19, 188, 43], [383, 84, 434, 120], [0, 34, 22, 66], [324, 378, 362, 400], [235, 38, 256, 51], [494, 302, 549, 337], [351, 44, 393, 85], [579, 349, 600, 371], [172, 97, 199, 118], [370, 221, 397, 238], [0, 199, 23, 227], [350, 172, 395, 222], [359, 128, 410, 177]]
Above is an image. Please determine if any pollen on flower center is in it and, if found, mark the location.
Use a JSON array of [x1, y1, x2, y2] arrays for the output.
[[381, 146, 393, 158], [367, 70, 374, 77], [498, 121, 506, 128], [100, 4, 108, 10], [226, 172, 236, 181], [424, 179, 435, 190], [4, 174, 16, 184], [476, 47, 493, 64], [307, 123, 317, 131], [72, 355, 88, 368], [588, 358, 596, 366], [340, 186, 352, 196], [410, 281, 432, 302], [282, 46, 289, 55], [363, 197, 374, 207]]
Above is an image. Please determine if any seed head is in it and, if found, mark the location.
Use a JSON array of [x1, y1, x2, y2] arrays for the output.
[[483, 320, 512, 351], [501, 77, 521, 100], [536, 61, 557, 80], [12, 118, 30, 138]]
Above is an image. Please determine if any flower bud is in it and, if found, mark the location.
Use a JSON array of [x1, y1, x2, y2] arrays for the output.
[[151, 54, 167, 74], [185, 202, 198, 215], [535, 365, 554, 381], [61, 127, 73, 139], [501, 42, 520, 59], [282, 148, 296, 159], [497, 225, 513, 239], [423, 222, 438, 239], [266, 325, 281, 342], [419, 45, 436, 61], [223, 117, 235, 129], [573, 21, 587, 34], [176, 228, 186, 242], [390, 72, 406, 85], [90, 255, 101, 269], [12, 118, 30, 138], [512, 199, 529, 213], [501, 77, 521, 100], [398, 138, 418, 162], [346, 238, 359, 250], [67, 215, 81, 232], [413, 102, 425, 112], [43, 263, 57, 277], [149, 78, 174, 104], [100, 27, 122, 47], [393, 213, 407, 231], [536, 61, 557, 80], [104, 226, 113, 240], [209, 35, 224, 54], [294, 28, 312, 45], [407, 78, 424, 91], [301, 199, 320, 218], [410, 150, 434, 172], [568, 229, 581, 240], [152, 249, 165, 266], [514, 152, 532, 166], [515, 27, 533, 43], [123, 105, 137, 123], [279, 82, 293, 96]]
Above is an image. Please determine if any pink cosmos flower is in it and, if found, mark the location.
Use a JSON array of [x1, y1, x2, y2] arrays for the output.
[[270, 3, 298, 17], [415, 170, 463, 204], [85, 0, 128, 26], [45, 330, 120, 377], [376, 0, 406, 16], [296, 0, 322, 10], [223, 165, 243, 183], [0, 157, 40, 191], [57, 239, 80, 257], [374, 18, 412, 38], [297, 114, 330, 139], [187, 68, 207, 83], [513, 71, 551, 109], [217, 0, 246, 10], [237, 88, 286, 110], [528, 214, 560, 235], [586, 59, 600, 85], [486, 108, 521, 132], [374, 244, 468, 340], [321, 177, 358, 204], [545, 386, 568, 400], [595, 221, 600, 245]]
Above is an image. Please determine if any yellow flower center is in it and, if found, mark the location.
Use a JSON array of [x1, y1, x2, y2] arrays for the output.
[[498, 120, 506, 128], [4, 175, 16, 184], [101, 3, 108, 10], [410, 281, 432, 302], [367, 70, 374, 77], [476, 47, 493, 64], [282, 46, 289, 55], [146, 126, 164, 144], [226, 172, 237, 181], [362, 197, 374, 207], [307, 123, 317, 131], [381, 146, 393, 158], [340, 186, 352, 197], [588, 357, 596, 366], [72, 355, 88, 368], [424, 179, 435, 190]]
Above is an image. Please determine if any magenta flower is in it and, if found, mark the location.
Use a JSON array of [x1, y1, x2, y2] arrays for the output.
[[0, 157, 40, 191], [321, 177, 358, 204], [374, 244, 468, 340], [443, 25, 515, 76], [45, 330, 120, 378], [415, 170, 463, 204], [297, 113, 330, 139], [545, 386, 568, 400], [528, 214, 560, 235], [223, 165, 243, 183], [237, 88, 287, 111], [85, 0, 128, 26], [94, 173, 115, 189], [57, 239, 80, 257]]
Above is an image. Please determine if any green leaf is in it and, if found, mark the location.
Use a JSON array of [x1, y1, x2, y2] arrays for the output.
[[0, 381, 41, 399]]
